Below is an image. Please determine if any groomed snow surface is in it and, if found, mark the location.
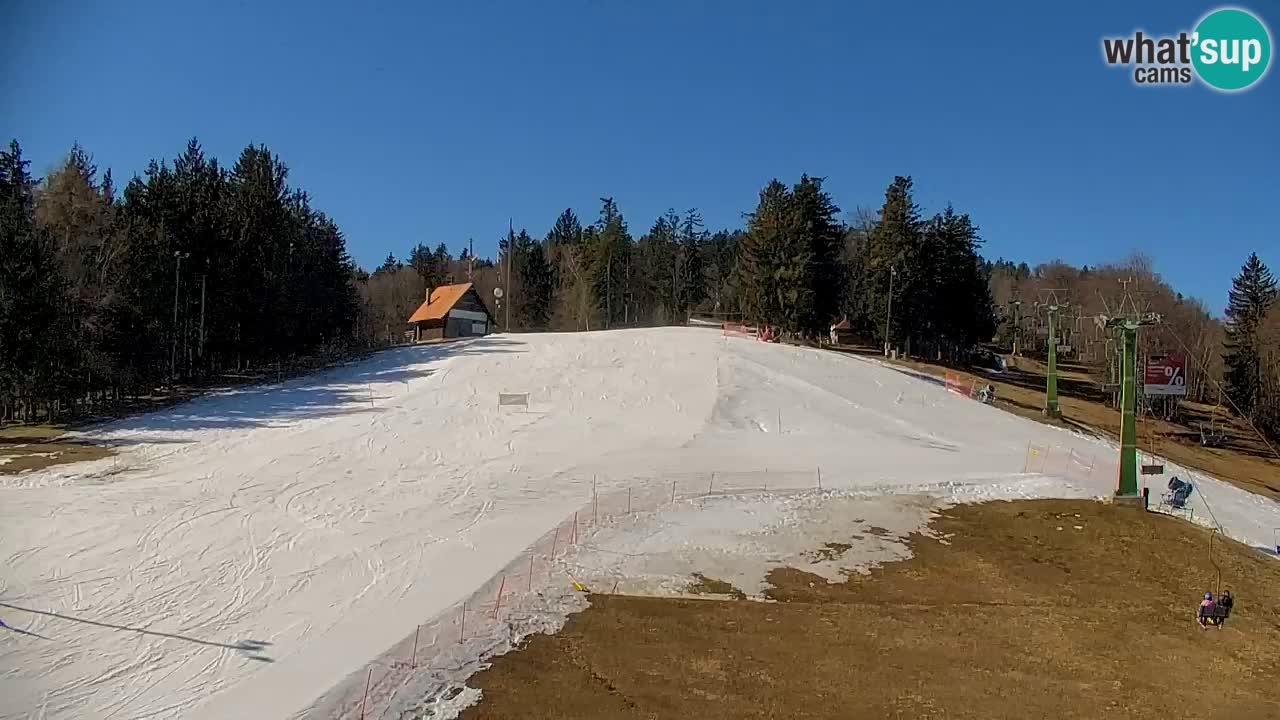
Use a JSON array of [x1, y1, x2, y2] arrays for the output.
[[2, 327, 1278, 719]]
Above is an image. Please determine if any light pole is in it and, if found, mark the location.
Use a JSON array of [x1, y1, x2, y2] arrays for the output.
[[198, 259, 207, 363], [883, 265, 896, 356], [1011, 299, 1022, 356], [505, 220, 513, 331], [1044, 303, 1061, 418], [170, 250, 188, 387]]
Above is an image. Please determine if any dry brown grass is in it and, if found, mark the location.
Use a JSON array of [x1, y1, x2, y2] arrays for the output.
[[0, 424, 113, 475], [460, 500, 1280, 720]]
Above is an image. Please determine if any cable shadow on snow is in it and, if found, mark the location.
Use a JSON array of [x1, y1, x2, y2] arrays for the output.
[[880, 364, 949, 389], [83, 337, 527, 434], [0, 602, 274, 661]]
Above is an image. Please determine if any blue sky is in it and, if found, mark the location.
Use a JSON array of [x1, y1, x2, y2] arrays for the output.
[[3, 1, 1275, 314]]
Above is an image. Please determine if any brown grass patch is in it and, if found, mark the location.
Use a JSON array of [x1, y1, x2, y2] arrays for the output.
[[686, 574, 747, 600], [0, 425, 113, 475], [806, 542, 852, 563], [460, 500, 1280, 720]]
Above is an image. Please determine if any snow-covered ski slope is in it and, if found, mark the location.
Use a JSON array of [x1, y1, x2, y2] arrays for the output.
[[2, 327, 1277, 719]]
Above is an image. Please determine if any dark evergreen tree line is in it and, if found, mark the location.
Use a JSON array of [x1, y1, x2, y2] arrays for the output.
[[736, 174, 994, 356], [0, 138, 359, 421], [9, 135, 1267, 441]]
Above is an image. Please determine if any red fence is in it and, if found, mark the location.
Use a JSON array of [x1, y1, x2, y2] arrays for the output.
[[328, 440, 1126, 718]]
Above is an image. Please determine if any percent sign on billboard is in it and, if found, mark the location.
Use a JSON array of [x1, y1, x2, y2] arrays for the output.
[[1144, 353, 1187, 396]]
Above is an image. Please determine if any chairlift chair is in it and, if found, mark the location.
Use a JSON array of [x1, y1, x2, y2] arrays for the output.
[[1199, 390, 1227, 448]]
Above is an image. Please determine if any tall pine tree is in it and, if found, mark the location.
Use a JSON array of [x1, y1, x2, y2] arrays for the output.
[[590, 198, 632, 328], [677, 209, 707, 321], [917, 206, 995, 359], [863, 176, 923, 351], [1223, 253, 1277, 417], [514, 231, 552, 329], [739, 180, 795, 331], [545, 208, 590, 330], [789, 176, 843, 336], [701, 230, 741, 316], [634, 212, 676, 323]]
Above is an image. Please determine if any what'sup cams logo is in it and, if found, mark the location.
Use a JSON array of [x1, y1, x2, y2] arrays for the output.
[[1103, 7, 1271, 91]]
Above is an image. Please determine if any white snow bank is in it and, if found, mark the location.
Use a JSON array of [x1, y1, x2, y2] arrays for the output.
[[351, 472, 1104, 720]]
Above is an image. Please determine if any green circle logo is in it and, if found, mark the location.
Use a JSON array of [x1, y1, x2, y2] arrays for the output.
[[1192, 8, 1272, 91]]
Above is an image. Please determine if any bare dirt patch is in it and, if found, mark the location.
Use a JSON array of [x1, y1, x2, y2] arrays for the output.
[[0, 425, 113, 475], [459, 500, 1280, 720], [686, 573, 747, 600], [805, 542, 851, 563]]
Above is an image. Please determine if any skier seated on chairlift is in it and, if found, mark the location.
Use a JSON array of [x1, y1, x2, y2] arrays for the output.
[[1197, 590, 1234, 628], [1216, 589, 1234, 623], [1167, 476, 1193, 509], [1198, 592, 1218, 628]]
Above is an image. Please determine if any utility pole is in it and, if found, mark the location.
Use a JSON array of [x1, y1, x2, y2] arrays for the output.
[[468, 238, 474, 280], [883, 265, 896, 356], [170, 250, 186, 388], [1010, 299, 1022, 356], [199, 270, 207, 362], [505, 220, 513, 331], [606, 251, 612, 330], [1045, 303, 1061, 418]]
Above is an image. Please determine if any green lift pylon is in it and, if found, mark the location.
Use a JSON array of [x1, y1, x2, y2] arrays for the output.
[[1116, 322, 1139, 496], [1044, 305, 1061, 418], [1104, 312, 1158, 498]]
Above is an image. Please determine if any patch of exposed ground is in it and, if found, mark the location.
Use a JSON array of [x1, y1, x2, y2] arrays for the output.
[[459, 499, 1280, 720], [686, 574, 747, 600], [0, 425, 113, 475]]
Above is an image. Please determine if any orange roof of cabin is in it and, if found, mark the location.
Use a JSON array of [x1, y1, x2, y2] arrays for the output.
[[408, 282, 474, 323]]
